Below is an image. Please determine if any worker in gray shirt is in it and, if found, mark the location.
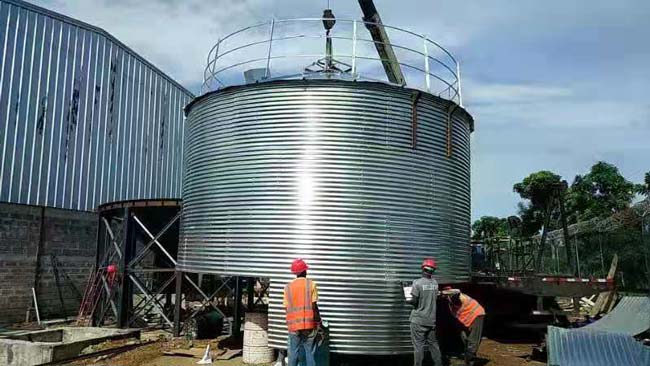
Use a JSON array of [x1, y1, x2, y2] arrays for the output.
[[406, 258, 443, 366]]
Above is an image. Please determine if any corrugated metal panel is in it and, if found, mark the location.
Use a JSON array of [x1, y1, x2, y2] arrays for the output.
[[0, 0, 192, 211], [178, 80, 473, 354], [547, 326, 650, 366], [584, 296, 650, 336]]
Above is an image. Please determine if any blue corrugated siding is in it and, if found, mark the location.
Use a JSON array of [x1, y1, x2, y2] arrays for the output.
[[0, 0, 193, 210]]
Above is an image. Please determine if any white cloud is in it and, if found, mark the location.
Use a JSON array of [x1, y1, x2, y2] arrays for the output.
[[32, 0, 264, 91], [27, 0, 650, 222], [465, 82, 573, 104], [26, 0, 535, 91], [29, 0, 650, 94], [471, 97, 649, 129]]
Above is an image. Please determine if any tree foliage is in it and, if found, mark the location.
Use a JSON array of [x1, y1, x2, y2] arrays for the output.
[[471, 216, 508, 241], [516, 202, 546, 237], [513, 171, 562, 209], [480, 163, 649, 288], [568, 162, 638, 221], [639, 172, 650, 197], [512, 171, 563, 236]]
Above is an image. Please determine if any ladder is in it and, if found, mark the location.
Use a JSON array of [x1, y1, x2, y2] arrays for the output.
[[76, 267, 107, 326]]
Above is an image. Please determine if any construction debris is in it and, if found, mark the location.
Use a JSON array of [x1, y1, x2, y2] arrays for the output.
[[584, 296, 650, 336], [196, 344, 213, 364], [547, 326, 650, 366], [216, 348, 242, 360], [590, 254, 619, 317], [557, 296, 597, 314]]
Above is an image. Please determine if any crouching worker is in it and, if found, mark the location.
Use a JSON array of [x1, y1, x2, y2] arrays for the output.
[[441, 287, 485, 366], [284, 258, 321, 366]]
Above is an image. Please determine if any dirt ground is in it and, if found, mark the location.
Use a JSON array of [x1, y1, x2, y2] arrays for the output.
[[65, 334, 544, 366], [475, 339, 545, 366]]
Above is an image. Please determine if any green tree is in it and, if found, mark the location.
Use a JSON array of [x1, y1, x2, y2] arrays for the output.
[[472, 216, 508, 272], [472, 216, 507, 240], [513, 171, 564, 234], [517, 202, 546, 237], [513, 171, 568, 272], [513, 171, 563, 209], [569, 162, 638, 220], [639, 172, 650, 197]]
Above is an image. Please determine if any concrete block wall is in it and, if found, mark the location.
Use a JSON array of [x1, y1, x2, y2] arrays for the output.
[[0, 204, 41, 325], [0, 203, 97, 325]]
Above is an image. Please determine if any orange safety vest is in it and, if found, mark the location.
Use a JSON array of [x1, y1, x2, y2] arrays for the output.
[[454, 294, 485, 328], [284, 278, 317, 332]]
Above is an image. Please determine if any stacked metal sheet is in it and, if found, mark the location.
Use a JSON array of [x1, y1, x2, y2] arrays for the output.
[[584, 296, 650, 336], [179, 79, 474, 354], [547, 326, 650, 366], [547, 296, 650, 366]]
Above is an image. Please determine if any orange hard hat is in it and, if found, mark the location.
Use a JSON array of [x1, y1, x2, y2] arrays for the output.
[[290, 259, 309, 274], [421, 258, 437, 270]]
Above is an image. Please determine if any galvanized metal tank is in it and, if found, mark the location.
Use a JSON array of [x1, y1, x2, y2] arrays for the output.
[[178, 79, 474, 354]]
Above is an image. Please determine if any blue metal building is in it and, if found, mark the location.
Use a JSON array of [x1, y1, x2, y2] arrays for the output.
[[0, 0, 193, 211]]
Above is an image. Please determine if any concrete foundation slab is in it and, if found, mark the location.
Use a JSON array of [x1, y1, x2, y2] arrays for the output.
[[0, 327, 140, 366]]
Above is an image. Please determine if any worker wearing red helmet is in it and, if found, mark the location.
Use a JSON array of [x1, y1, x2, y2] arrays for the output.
[[406, 258, 443, 366], [106, 264, 118, 286], [441, 286, 485, 366], [283, 259, 321, 366]]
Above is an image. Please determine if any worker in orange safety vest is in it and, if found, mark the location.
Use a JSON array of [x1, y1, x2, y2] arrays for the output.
[[283, 258, 321, 366], [441, 286, 485, 366]]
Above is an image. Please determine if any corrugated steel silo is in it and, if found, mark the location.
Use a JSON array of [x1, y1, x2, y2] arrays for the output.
[[179, 78, 474, 354]]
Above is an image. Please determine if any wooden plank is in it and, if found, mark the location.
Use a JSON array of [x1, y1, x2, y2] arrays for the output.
[[590, 254, 618, 316]]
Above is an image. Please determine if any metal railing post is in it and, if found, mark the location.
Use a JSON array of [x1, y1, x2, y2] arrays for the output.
[[456, 61, 463, 107], [203, 38, 221, 93], [423, 36, 431, 93], [212, 38, 221, 76], [352, 20, 358, 78], [265, 19, 275, 79]]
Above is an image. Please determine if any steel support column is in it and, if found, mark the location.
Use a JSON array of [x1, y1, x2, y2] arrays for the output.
[[173, 271, 183, 337], [117, 208, 136, 327], [247, 277, 255, 310], [233, 277, 243, 337]]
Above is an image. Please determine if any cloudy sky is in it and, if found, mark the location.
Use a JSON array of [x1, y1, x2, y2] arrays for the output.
[[31, 0, 650, 221]]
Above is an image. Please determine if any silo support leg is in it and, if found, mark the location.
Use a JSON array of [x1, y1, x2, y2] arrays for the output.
[[233, 277, 243, 337], [247, 277, 255, 310], [173, 271, 183, 337]]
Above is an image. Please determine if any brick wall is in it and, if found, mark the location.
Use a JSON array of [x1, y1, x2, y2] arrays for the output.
[[0, 204, 41, 324], [0, 203, 97, 325]]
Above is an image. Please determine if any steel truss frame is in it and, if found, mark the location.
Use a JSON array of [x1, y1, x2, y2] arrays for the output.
[[91, 199, 268, 339]]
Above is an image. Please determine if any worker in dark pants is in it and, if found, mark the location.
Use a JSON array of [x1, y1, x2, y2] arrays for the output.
[[406, 258, 443, 366], [441, 287, 485, 366]]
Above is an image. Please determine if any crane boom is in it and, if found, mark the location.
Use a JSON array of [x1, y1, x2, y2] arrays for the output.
[[357, 0, 406, 85]]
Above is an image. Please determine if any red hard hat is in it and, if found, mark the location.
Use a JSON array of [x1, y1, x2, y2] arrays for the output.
[[106, 264, 118, 274], [421, 258, 437, 270], [290, 259, 309, 274]]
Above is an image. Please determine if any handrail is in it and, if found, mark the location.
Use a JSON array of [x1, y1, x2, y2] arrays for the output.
[[202, 18, 463, 106]]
